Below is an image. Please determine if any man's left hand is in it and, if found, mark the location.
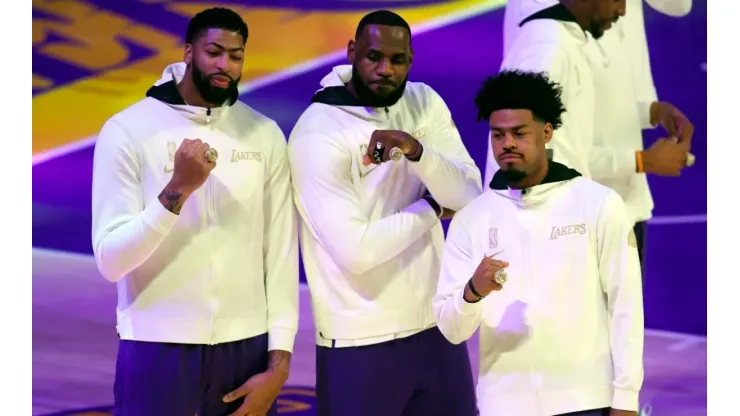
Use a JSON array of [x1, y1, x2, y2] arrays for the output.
[[223, 369, 288, 416], [363, 130, 419, 166], [650, 101, 694, 149], [610, 409, 639, 416]]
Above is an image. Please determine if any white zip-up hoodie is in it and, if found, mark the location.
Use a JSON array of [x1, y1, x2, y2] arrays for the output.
[[588, 18, 654, 223], [91, 63, 299, 351], [434, 162, 644, 416], [288, 65, 481, 346]]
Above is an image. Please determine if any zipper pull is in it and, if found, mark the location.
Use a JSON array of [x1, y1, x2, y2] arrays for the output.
[[384, 107, 389, 120], [206, 108, 211, 124]]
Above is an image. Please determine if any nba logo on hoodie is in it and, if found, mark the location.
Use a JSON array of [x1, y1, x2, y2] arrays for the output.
[[489, 228, 498, 249]]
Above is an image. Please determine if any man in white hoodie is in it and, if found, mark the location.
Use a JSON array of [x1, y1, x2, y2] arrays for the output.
[[492, 0, 695, 267], [288, 9, 481, 416], [91, 7, 297, 416], [435, 70, 644, 416]]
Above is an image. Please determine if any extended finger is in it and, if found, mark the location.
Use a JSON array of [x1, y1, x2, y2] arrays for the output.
[[223, 384, 251, 403], [485, 258, 509, 269], [676, 119, 694, 147]]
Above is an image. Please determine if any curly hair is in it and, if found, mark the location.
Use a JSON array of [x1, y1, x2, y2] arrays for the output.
[[186, 7, 248, 44], [474, 70, 566, 129]]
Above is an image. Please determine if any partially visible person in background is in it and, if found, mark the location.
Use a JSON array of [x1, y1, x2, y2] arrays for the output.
[[91, 7, 298, 416], [489, 0, 695, 270], [492, 0, 628, 178]]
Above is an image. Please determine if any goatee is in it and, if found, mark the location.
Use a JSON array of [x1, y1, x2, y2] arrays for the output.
[[350, 66, 407, 108]]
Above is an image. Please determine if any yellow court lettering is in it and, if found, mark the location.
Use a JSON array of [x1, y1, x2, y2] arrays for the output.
[[33, 0, 181, 72], [33, 1, 134, 71]]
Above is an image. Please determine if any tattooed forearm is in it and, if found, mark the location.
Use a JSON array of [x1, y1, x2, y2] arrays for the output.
[[158, 188, 186, 215], [267, 349, 292, 374]]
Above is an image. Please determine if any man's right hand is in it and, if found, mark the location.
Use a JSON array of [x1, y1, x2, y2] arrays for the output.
[[641, 138, 689, 176], [464, 253, 509, 302], [170, 138, 217, 193], [158, 139, 217, 215]]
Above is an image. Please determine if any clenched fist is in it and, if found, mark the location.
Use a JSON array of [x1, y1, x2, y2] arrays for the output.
[[464, 253, 510, 303], [158, 138, 217, 215], [363, 130, 420, 166], [170, 138, 217, 194]]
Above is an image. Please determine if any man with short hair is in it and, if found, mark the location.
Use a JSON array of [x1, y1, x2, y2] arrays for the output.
[[91, 7, 298, 416], [435, 70, 644, 416], [288, 9, 480, 416]]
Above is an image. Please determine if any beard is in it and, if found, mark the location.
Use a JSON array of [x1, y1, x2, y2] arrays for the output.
[[497, 167, 527, 185], [350, 66, 407, 108], [588, 22, 605, 39], [191, 59, 240, 105]]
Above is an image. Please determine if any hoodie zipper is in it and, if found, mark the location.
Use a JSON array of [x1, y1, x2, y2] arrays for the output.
[[205, 107, 216, 345], [384, 107, 389, 121]]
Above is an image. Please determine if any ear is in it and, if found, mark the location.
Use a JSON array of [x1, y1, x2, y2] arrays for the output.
[[184, 44, 193, 65], [347, 40, 356, 63], [543, 123, 553, 145], [408, 46, 414, 67]]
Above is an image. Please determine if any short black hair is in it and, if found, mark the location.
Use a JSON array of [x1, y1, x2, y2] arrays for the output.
[[355, 10, 411, 39], [185, 7, 248, 44], [474, 70, 566, 129]]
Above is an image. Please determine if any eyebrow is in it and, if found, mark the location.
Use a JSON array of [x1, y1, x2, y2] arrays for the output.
[[206, 42, 244, 52], [367, 48, 408, 57], [491, 124, 528, 131]]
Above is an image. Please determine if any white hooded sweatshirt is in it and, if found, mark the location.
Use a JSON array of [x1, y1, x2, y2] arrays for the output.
[[435, 162, 644, 415], [91, 63, 299, 351], [288, 65, 481, 347]]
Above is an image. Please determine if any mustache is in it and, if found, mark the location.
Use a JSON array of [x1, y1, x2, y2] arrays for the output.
[[208, 73, 234, 82], [370, 79, 396, 86], [500, 150, 523, 157]]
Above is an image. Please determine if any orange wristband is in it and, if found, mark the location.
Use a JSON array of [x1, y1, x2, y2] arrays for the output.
[[635, 151, 644, 173]]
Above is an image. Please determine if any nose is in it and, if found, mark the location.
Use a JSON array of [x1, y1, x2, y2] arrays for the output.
[[617, 0, 626, 17], [502, 133, 518, 149], [216, 54, 229, 71], [376, 58, 393, 77]]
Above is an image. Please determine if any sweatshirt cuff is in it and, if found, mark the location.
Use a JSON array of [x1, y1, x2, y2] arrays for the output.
[[612, 388, 640, 412], [268, 328, 297, 353], [407, 143, 441, 177], [453, 287, 484, 317], [617, 148, 639, 175], [637, 101, 655, 130], [141, 198, 179, 234]]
